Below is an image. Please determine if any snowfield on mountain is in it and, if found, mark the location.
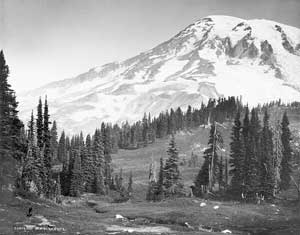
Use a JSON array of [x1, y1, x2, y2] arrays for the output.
[[19, 15, 300, 133]]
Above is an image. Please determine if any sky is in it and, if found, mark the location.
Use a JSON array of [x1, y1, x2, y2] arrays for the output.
[[1, 0, 300, 92]]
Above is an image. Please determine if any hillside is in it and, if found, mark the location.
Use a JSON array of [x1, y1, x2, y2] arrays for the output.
[[18, 15, 300, 133], [111, 125, 231, 194]]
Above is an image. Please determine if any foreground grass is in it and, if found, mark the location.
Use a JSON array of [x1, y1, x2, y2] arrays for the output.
[[1, 192, 300, 235]]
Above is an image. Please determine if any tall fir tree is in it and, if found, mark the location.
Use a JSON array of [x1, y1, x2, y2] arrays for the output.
[[21, 113, 44, 194], [272, 120, 283, 192], [60, 151, 71, 196], [0, 50, 24, 160], [27, 111, 35, 143], [34, 147, 46, 195], [260, 110, 276, 199], [36, 98, 44, 149], [69, 151, 83, 197], [229, 111, 245, 196], [242, 107, 251, 195], [0, 50, 26, 197], [50, 120, 58, 161], [164, 135, 183, 196], [92, 129, 105, 194], [57, 131, 66, 162], [142, 113, 149, 146], [43, 97, 52, 197], [168, 109, 176, 134], [21, 142, 40, 194], [280, 111, 292, 190], [83, 134, 95, 192], [245, 108, 261, 199], [175, 107, 184, 131], [186, 105, 193, 129], [101, 123, 113, 188], [195, 123, 222, 195]]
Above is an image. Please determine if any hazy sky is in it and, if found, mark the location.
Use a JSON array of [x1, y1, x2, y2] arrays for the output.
[[1, 0, 300, 92]]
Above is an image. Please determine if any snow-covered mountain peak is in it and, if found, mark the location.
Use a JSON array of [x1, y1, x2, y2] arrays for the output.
[[19, 15, 300, 134]]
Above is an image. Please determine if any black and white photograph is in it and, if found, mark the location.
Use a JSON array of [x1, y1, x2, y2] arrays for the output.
[[0, 0, 300, 234]]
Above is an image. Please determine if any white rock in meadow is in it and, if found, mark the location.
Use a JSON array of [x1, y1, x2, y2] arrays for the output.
[[222, 229, 232, 233], [115, 214, 125, 220]]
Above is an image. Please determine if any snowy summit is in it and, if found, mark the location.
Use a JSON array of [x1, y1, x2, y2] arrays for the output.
[[19, 15, 300, 133]]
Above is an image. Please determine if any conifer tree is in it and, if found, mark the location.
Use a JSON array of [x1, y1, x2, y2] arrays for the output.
[[280, 112, 292, 190], [245, 108, 261, 199], [175, 107, 184, 131], [164, 135, 182, 196], [186, 105, 193, 129], [34, 147, 46, 195], [54, 175, 61, 202], [21, 144, 40, 193], [229, 111, 245, 196], [43, 97, 52, 197], [27, 111, 35, 143], [272, 120, 283, 192], [260, 110, 276, 198], [83, 134, 94, 192], [94, 168, 105, 195], [69, 151, 82, 197], [36, 98, 43, 149], [168, 109, 176, 134], [22, 115, 44, 194], [0, 50, 24, 160], [92, 129, 105, 193], [142, 113, 149, 146], [112, 124, 120, 152], [196, 123, 223, 194], [57, 131, 66, 162], [242, 107, 251, 194], [60, 151, 70, 195], [50, 120, 58, 161], [101, 123, 113, 187]]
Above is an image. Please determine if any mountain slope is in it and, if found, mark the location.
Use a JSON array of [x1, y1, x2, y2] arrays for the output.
[[19, 15, 300, 133]]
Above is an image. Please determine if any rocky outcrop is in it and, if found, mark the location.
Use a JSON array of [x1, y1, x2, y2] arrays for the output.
[[260, 40, 283, 78], [222, 34, 258, 59], [260, 40, 275, 65], [275, 25, 295, 54]]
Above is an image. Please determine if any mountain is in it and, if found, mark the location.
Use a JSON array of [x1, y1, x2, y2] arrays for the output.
[[19, 15, 300, 134]]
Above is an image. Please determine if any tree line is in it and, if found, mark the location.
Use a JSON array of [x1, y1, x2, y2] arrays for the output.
[[21, 98, 135, 201], [193, 107, 292, 202], [115, 96, 241, 149]]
